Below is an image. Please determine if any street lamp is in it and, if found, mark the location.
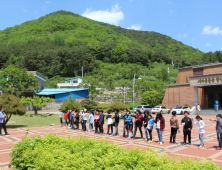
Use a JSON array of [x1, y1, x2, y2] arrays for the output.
[[133, 76, 142, 114]]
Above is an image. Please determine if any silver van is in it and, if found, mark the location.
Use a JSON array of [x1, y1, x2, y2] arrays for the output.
[[134, 105, 153, 113]]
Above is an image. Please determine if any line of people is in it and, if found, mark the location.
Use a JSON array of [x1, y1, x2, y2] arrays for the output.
[[59, 108, 222, 151]]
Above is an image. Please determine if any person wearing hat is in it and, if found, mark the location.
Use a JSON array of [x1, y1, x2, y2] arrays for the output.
[[210, 114, 222, 150], [181, 111, 192, 145]]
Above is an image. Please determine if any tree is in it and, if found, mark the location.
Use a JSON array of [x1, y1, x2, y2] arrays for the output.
[[0, 65, 39, 96], [0, 93, 26, 124], [142, 89, 164, 107], [80, 99, 97, 110], [107, 101, 128, 112], [21, 96, 54, 114], [79, 76, 103, 101], [60, 97, 82, 111]]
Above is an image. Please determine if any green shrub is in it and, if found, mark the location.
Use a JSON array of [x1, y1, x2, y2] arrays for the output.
[[184, 104, 191, 108], [107, 101, 128, 112], [125, 101, 142, 110], [9, 134, 221, 170], [80, 99, 97, 110], [97, 103, 110, 109], [60, 97, 82, 111]]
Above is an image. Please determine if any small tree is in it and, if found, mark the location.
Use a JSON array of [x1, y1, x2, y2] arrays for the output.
[[21, 96, 54, 114], [142, 89, 164, 107], [60, 97, 82, 112], [107, 101, 128, 112], [0, 65, 39, 96], [0, 93, 26, 123], [80, 99, 97, 110]]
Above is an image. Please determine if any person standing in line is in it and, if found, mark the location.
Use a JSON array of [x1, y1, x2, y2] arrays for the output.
[[147, 114, 154, 143], [80, 110, 84, 130], [94, 110, 100, 134], [170, 111, 179, 144], [88, 110, 94, 131], [75, 110, 80, 130], [210, 114, 222, 150], [192, 115, 205, 148], [69, 110, 72, 127], [82, 109, 88, 131], [197, 104, 201, 115], [181, 111, 192, 145], [113, 109, 120, 136], [59, 109, 63, 127], [143, 110, 149, 141], [0, 107, 10, 135], [154, 112, 165, 145], [126, 112, 133, 139], [132, 110, 143, 140], [64, 110, 69, 128], [106, 111, 113, 135], [99, 110, 105, 134], [70, 110, 74, 129], [121, 109, 129, 138]]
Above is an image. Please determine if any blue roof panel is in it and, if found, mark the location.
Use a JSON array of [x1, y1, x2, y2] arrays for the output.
[[36, 88, 89, 95]]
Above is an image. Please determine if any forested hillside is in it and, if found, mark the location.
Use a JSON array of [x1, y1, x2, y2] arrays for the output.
[[0, 10, 205, 78], [0, 10, 222, 101]]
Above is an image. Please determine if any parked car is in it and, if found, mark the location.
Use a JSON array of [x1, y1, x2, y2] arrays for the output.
[[134, 105, 153, 113], [171, 106, 190, 115], [151, 106, 170, 114]]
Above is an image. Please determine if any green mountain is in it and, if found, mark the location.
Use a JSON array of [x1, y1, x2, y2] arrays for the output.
[[0, 10, 204, 78]]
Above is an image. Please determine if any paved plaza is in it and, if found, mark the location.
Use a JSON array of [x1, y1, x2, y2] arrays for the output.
[[0, 114, 222, 168]]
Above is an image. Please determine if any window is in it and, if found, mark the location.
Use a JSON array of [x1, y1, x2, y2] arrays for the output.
[[73, 80, 78, 83], [154, 106, 160, 108], [137, 106, 142, 108], [162, 107, 166, 109]]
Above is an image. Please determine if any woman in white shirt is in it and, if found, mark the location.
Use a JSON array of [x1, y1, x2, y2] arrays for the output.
[[192, 115, 205, 148]]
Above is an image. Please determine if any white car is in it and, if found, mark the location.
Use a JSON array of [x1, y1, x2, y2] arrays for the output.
[[171, 106, 190, 115], [151, 106, 170, 114]]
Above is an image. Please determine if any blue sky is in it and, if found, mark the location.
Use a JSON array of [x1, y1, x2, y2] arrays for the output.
[[0, 0, 222, 53]]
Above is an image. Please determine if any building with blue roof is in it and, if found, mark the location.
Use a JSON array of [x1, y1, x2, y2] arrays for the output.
[[35, 88, 89, 101]]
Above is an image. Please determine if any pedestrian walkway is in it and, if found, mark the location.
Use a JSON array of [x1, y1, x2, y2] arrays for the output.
[[0, 114, 222, 168]]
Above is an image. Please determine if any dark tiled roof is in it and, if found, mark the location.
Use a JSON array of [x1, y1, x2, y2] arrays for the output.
[[180, 62, 222, 70]]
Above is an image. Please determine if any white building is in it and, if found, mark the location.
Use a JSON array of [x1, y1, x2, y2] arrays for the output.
[[57, 76, 83, 89]]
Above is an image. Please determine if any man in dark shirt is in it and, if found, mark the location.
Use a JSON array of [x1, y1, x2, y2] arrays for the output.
[[113, 109, 119, 136], [181, 111, 192, 145], [75, 110, 79, 130], [99, 110, 104, 134], [210, 114, 222, 150]]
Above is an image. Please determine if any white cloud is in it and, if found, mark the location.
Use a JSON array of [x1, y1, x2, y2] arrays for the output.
[[22, 9, 27, 13], [183, 33, 188, 37], [82, 4, 124, 25], [45, 1, 51, 3], [127, 24, 142, 30], [202, 25, 222, 35], [206, 42, 212, 46]]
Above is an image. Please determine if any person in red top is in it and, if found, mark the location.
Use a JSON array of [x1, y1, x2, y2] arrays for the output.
[[132, 110, 143, 140], [154, 112, 165, 145], [94, 109, 100, 134], [64, 110, 69, 128]]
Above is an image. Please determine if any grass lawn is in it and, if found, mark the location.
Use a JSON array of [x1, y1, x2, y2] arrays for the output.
[[7, 113, 61, 129]]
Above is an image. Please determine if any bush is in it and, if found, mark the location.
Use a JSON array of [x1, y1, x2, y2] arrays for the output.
[[184, 104, 191, 108], [80, 99, 97, 110], [60, 97, 82, 111], [0, 93, 26, 123], [125, 101, 142, 110], [142, 89, 164, 107], [97, 103, 110, 109], [107, 101, 128, 112], [9, 134, 221, 170]]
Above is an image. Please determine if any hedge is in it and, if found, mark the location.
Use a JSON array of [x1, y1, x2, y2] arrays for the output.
[[9, 134, 221, 170]]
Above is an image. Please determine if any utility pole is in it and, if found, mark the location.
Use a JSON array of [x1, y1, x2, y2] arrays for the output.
[[133, 75, 135, 114]]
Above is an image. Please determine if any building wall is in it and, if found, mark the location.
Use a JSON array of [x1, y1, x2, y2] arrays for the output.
[[26, 71, 46, 90], [162, 85, 203, 109], [176, 68, 193, 84], [204, 65, 222, 75], [55, 90, 89, 101]]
